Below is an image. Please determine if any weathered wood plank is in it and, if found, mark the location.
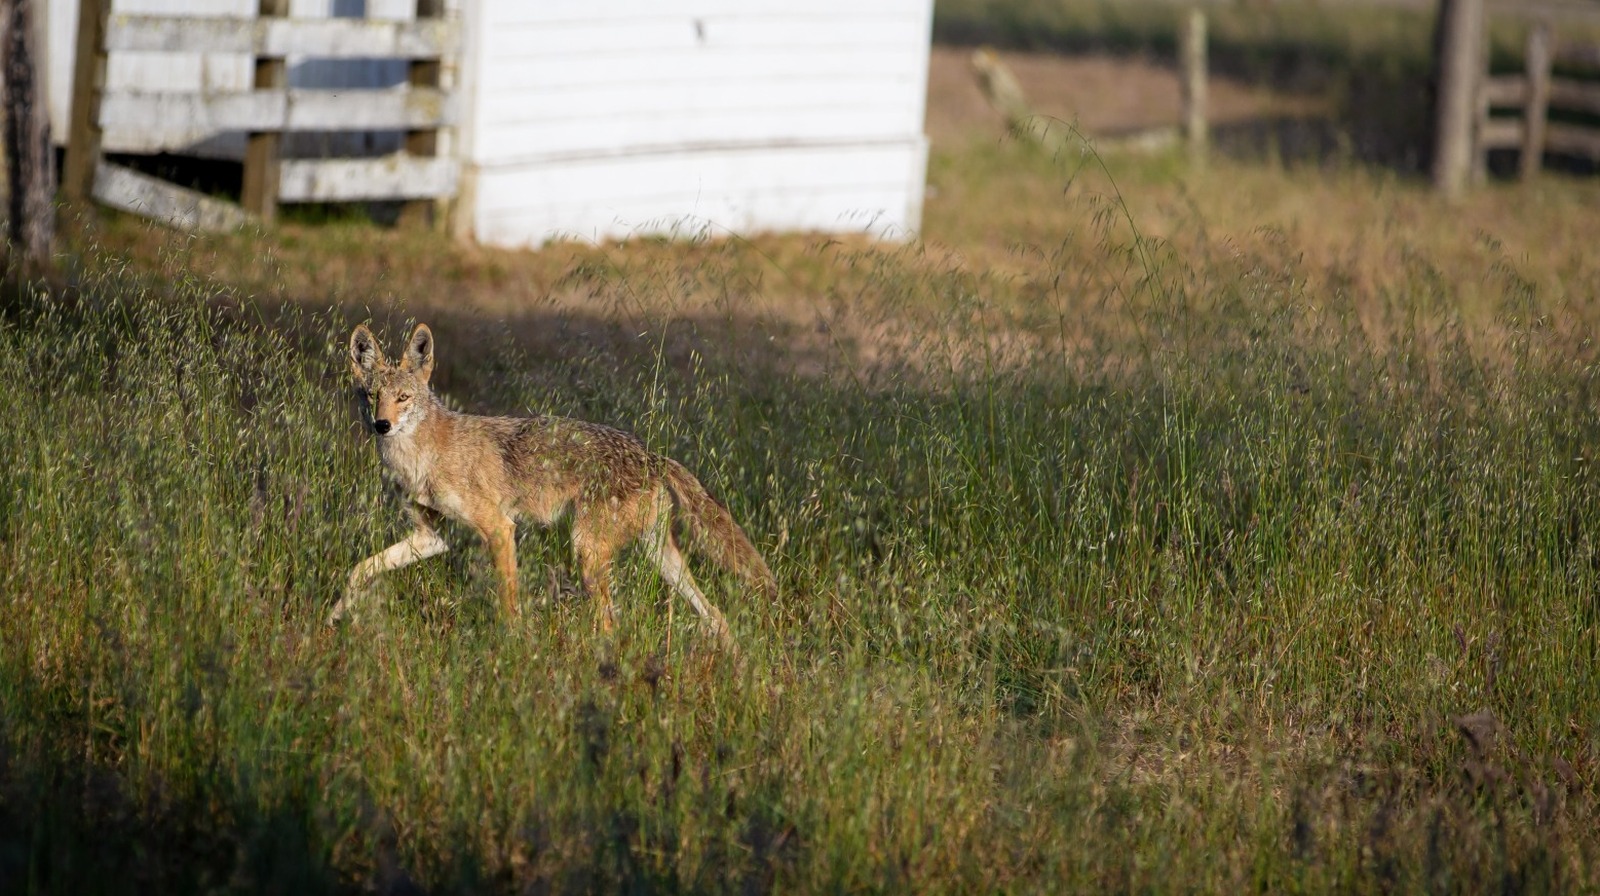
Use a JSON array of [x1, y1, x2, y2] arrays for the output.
[[1554, 40, 1600, 71], [97, 87, 457, 133], [1479, 117, 1524, 149], [103, 14, 458, 59], [64, 0, 108, 201], [1549, 77, 1600, 115], [1544, 122, 1600, 158], [1487, 1, 1600, 27], [278, 154, 458, 202], [92, 161, 250, 232], [1481, 75, 1526, 107]]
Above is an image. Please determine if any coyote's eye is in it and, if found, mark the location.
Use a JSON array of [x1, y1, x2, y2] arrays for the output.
[[397, 392, 413, 402]]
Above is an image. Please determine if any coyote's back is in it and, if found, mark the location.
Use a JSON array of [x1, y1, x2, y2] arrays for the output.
[[330, 322, 775, 645]]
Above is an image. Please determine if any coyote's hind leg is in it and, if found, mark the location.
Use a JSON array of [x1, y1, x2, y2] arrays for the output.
[[642, 503, 733, 647], [574, 539, 618, 634], [572, 509, 621, 634]]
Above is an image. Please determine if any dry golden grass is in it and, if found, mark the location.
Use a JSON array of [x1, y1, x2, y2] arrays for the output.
[[71, 137, 1600, 392]]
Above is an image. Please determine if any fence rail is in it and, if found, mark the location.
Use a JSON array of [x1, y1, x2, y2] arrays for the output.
[[279, 156, 458, 203], [63, 0, 459, 230], [1434, 0, 1600, 194], [96, 88, 457, 133], [1476, 18, 1600, 181], [1487, 1, 1600, 27], [102, 14, 457, 58]]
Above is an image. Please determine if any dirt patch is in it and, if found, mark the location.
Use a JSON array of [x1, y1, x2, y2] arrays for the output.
[[925, 45, 1325, 149]]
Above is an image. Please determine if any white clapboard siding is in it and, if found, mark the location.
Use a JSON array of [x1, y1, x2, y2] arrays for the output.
[[480, 0, 929, 25], [461, 0, 933, 243], [480, 16, 927, 59], [482, 73, 919, 124], [486, 46, 915, 91], [475, 18, 924, 94], [470, 139, 927, 246], [476, 96, 922, 162], [480, 108, 922, 170]]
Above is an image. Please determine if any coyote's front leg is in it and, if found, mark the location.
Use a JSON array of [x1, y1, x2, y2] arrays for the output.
[[329, 506, 450, 624], [472, 512, 521, 622]]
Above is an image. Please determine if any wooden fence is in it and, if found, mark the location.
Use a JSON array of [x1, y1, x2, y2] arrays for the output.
[[1435, 0, 1600, 196], [1479, 5, 1600, 181], [62, 0, 459, 230]]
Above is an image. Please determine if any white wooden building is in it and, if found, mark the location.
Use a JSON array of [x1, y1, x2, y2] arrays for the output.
[[46, 0, 934, 245]]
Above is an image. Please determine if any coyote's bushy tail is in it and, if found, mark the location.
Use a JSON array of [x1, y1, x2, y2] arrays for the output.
[[663, 459, 779, 600]]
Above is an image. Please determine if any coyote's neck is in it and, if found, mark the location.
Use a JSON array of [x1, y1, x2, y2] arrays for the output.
[[377, 392, 447, 499]]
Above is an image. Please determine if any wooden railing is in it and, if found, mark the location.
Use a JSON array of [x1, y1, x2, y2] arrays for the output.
[[1478, 13, 1600, 181], [63, 0, 459, 230], [1434, 0, 1600, 195]]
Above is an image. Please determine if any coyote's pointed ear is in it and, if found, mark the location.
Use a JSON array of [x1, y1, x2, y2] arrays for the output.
[[401, 323, 435, 382], [349, 324, 385, 383]]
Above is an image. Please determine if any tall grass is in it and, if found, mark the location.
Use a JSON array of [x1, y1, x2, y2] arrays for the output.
[[4, 158, 1600, 891]]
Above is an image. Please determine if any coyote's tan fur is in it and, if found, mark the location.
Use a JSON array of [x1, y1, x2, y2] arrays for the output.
[[331, 323, 776, 644]]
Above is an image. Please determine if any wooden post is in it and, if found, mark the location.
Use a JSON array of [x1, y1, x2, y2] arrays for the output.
[[1433, 0, 1486, 199], [1471, 58, 1490, 184], [399, 0, 445, 229], [1521, 20, 1552, 181], [2, 0, 54, 268], [970, 48, 1030, 133], [1180, 7, 1208, 167], [241, 0, 289, 223], [63, 0, 107, 203]]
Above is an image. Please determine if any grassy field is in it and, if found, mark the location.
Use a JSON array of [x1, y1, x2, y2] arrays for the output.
[[5, 7, 1600, 894]]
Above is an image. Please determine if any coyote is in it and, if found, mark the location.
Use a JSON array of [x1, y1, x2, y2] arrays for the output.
[[330, 322, 776, 644]]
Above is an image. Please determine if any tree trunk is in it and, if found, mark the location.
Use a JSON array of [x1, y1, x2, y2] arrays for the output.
[[2, 0, 54, 270]]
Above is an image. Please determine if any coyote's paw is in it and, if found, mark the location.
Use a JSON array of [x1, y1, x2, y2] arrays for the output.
[[326, 587, 367, 626], [702, 617, 736, 651]]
